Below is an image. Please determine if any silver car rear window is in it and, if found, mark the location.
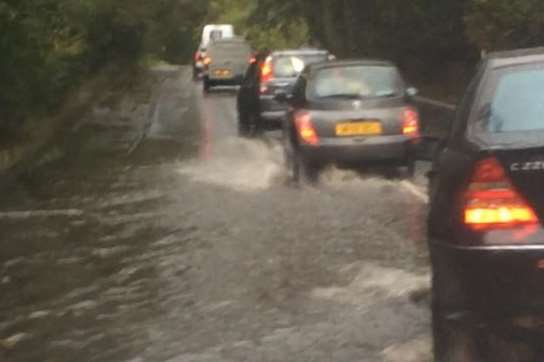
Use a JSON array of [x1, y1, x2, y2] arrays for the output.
[[308, 65, 403, 99]]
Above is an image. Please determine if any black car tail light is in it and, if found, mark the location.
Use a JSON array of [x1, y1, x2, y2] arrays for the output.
[[463, 157, 538, 229]]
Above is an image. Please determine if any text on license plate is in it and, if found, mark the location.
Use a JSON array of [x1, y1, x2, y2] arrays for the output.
[[336, 121, 382, 136], [214, 69, 232, 77]]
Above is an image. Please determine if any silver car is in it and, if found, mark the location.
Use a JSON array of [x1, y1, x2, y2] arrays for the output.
[[203, 38, 252, 92], [279, 60, 420, 183]]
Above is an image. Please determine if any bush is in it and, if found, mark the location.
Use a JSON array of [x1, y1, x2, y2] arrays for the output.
[[0, 0, 206, 135]]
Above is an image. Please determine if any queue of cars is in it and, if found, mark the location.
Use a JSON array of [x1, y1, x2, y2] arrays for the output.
[[235, 49, 420, 182], [195, 24, 544, 360]]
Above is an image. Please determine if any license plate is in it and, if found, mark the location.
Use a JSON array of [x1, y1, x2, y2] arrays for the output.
[[214, 69, 232, 77], [336, 121, 382, 136]]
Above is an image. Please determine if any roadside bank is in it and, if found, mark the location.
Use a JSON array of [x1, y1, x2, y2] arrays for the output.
[[0, 63, 150, 180]]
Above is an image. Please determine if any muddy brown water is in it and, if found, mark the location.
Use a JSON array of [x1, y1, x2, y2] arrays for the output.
[[0, 66, 432, 362]]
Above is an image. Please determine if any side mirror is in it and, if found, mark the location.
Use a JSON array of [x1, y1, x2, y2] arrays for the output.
[[406, 87, 419, 97]]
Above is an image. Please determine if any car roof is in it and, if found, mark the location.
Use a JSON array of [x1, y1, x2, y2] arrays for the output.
[[310, 59, 395, 70], [486, 47, 544, 68], [209, 37, 247, 44]]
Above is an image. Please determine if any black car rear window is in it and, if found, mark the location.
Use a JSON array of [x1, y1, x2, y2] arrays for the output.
[[273, 54, 328, 78], [488, 66, 544, 132], [308, 65, 403, 99], [469, 62, 544, 147]]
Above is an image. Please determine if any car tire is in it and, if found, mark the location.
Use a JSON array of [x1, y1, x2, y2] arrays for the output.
[[203, 78, 211, 93], [431, 253, 479, 361], [288, 148, 319, 186], [401, 159, 416, 179], [238, 114, 250, 137], [246, 113, 262, 138], [432, 305, 481, 362], [284, 135, 297, 186]]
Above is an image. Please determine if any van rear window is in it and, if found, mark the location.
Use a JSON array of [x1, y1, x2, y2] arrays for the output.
[[210, 42, 251, 57]]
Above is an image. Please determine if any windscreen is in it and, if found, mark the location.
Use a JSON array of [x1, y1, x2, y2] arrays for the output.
[[308, 65, 403, 99], [273, 54, 328, 78]]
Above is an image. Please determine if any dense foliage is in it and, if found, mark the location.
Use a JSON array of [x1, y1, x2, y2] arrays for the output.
[[3, 0, 544, 133], [0, 0, 206, 130], [240, 0, 544, 98]]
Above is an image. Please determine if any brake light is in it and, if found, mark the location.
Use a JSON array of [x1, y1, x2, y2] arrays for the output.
[[463, 157, 538, 229], [260, 57, 273, 93], [402, 107, 420, 136], [203, 57, 212, 66], [294, 112, 319, 146]]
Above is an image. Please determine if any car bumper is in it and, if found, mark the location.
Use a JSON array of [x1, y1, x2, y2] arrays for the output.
[[299, 135, 418, 165], [260, 95, 287, 123], [430, 240, 544, 318], [207, 75, 243, 85]]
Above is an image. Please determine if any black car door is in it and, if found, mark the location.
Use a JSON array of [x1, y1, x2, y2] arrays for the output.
[[238, 63, 257, 117], [428, 67, 483, 236], [284, 72, 308, 142]]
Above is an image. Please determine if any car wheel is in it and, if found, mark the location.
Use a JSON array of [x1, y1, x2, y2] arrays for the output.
[[432, 305, 481, 362], [431, 255, 480, 361], [401, 159, 416, 179], [238, 114, 250, 137], [292, 150, 319, 186], [283, 134, 298, 186], [246, 113, 262, 138], [203, 78, 211, 93]]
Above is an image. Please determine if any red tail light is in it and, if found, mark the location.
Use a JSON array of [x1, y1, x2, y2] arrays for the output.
[[463, 157, 538, 229], [294, 112, 319, 146], [402, 107, 420, 136], [260, 57, 274, 93]]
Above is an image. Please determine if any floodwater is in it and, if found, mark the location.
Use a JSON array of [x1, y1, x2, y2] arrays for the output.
[[0, 65, 432, 362]]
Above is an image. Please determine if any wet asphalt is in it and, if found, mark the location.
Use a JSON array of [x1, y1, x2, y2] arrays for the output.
[[0, 66, 433, 362]]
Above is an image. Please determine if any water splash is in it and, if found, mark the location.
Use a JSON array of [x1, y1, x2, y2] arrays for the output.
[[178, 138, 286, 192]]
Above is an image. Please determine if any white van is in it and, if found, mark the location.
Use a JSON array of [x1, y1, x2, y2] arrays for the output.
[[201, 24, 235, 48]]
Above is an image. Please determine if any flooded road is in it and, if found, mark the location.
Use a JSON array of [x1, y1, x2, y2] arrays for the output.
[[1, 66, 432, 362]]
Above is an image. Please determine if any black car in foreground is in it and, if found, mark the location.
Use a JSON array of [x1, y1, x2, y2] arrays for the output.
[[237, 48, 332, 136], [278, 60, 420, 183], [428, 47, 544, 361]]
